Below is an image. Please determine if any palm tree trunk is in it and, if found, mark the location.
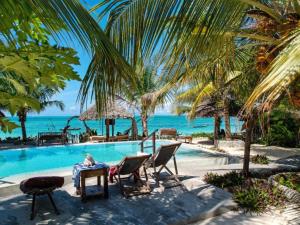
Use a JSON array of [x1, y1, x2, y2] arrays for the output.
[[141, 113, 148, 137], [223, 98, 231, 140], [131, 118, 138, 140], [213, 113, 220, 148], [243, 116, 256, 177], [17, 108, 27, 142]]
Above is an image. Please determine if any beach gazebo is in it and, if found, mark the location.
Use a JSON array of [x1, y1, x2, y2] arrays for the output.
[[79, 102, 138, 141]]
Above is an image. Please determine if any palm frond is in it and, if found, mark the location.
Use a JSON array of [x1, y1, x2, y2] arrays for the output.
[[244, 29, 300, 113], [40, 100, 65, 111]]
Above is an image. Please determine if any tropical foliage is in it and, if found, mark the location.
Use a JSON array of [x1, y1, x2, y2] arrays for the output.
[[82, 0, 300, 176], [17, 87, 66, 142], [260, 107, 300, 147], [1, 0, 300, 179], [116, 64, 171, 136], [0, 0, 136, 134]]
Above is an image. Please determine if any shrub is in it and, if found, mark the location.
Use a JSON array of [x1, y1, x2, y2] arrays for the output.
[[191, 132, 214, 141], [79, 132, 89, 143], [204, 171, 245, 188], [234, 180, 286, 213], [251, 154, 269, 165], [275, 173, 300, 193], [261, 109, 300, 147], [263, 124, 296, 147]]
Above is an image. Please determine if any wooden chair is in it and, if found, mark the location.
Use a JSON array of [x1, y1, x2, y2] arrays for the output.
[[146, 143, 181, 185], [111, 155, 151, 198]]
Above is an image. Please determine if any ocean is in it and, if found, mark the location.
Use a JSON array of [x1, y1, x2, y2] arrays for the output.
[[0, 115, 242, 139]]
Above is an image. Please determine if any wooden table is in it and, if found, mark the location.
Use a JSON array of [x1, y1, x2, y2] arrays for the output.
[[77, 167, 109, 201]]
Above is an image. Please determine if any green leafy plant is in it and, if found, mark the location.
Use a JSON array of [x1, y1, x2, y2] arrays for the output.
[[263, 124, 296, 147], [251, 155, 269, 165], [191, 132, 214, 140], [234, 180, 286, 213], [89, 129, 97, 136], [261, 109, 300, 147], [204, 171, 245, 188], [79, 132, 89, 143], [276, 173, 300, 193]]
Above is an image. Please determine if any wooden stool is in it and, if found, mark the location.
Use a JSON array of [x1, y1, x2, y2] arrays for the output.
[[20, 176, 64, 220]]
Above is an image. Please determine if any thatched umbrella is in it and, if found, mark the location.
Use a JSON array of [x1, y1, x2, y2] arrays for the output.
[[194, 99, 220, 118], [79, 102, 138, 140]]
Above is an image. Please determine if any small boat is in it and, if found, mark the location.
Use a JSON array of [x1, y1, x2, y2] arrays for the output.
[[193, 124, 209, 128]]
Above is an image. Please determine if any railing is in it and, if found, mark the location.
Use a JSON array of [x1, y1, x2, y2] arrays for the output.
[[139, 129, 158, 154]]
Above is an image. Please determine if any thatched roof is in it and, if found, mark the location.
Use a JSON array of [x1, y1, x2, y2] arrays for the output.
[[194, 99, 219, 117], [79, 102, 134, 120], [194, 98, 241, 118]]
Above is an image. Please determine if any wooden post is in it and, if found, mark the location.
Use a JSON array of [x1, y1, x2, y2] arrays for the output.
[[152, 133, 156, 154], [105, 119, 110, 141]]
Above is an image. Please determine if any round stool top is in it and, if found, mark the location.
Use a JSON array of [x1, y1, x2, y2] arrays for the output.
[[20, 176, 64, 194]]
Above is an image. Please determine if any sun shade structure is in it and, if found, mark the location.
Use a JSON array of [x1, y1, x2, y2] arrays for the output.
[[79, 102, 134, 120], [195, 98, 240, 117], [79, 102, 137, 141]]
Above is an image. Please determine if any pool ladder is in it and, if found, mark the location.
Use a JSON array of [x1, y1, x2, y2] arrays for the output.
[[139, 129, 158, 154]]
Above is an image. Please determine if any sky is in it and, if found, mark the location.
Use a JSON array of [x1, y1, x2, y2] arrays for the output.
[[30, 1, 172, 117]]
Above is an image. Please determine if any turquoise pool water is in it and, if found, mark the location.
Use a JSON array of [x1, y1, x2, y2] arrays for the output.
[[0, 141, 212, 178]]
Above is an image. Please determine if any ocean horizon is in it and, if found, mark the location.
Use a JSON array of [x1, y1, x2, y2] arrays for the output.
[[0, 115, 242, 139]]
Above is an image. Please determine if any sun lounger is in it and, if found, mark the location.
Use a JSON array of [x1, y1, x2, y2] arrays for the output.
[[158, 128, 192, 143], [89, 135, 106, 142], [158, 128, 177, 139], [146, 143, 181, 185], [109, 134, 130, 142], [109, 154, 151, 197]]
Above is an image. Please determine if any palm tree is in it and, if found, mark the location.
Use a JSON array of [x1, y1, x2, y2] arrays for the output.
[[1, 0, 134, 119], [116, 64, 170, 137], [81, 3, 175, 137], [174, 66, 241, 146], [17, 87, 65, 142], [82, 0, 300, 175]]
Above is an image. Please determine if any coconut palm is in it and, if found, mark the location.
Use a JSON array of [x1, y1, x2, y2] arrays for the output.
[[83, 0, 300, 175], [116, 64, 171, 137], [17, 87, 65, 142], [174, 67, 242, 145], [92, 0, 300, 111], [1, 0, 134, 119]]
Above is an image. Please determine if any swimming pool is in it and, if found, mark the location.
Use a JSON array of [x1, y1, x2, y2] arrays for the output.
[[0, 141, 213, 178]]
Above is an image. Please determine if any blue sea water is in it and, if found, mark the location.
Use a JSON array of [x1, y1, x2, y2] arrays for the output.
[[1, 115, 242, 138]]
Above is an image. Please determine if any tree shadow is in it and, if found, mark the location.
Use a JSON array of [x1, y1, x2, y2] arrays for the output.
[[0, 178, 236, 225]]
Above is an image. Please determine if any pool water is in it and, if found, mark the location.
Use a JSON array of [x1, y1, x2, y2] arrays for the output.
[[0, 141, 212, 178]]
